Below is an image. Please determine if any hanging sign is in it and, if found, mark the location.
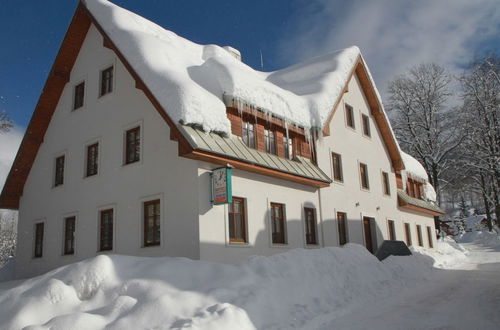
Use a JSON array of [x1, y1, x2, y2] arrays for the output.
[[211, 166, 232, 205]]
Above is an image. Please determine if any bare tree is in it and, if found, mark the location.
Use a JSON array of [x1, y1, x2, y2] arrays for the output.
[[387, 64, 464, 205], [0, 111, 13, 133]]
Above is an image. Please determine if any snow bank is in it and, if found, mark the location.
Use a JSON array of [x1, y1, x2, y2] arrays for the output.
[[83, 0, 360, 134], [459, 230, 500, 248], [0, 244, 441, 330], [411, 237, 468, 269]]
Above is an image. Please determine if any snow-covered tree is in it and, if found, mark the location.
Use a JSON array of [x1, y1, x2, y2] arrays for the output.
[[0, 111, 13, 133], [0, 212, 17, 267]]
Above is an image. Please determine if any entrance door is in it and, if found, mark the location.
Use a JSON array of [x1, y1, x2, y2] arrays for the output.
[[363, 217, 374, 253]]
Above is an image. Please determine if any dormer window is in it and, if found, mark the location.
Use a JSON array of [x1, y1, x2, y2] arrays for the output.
[[242, 121, 255, 148], [264, 129, 276, 154], [406, 178, 423, 199], [283, 136, 293, 159]]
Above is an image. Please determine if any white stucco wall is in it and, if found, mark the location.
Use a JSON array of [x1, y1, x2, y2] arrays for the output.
[[16, 25, 200, 278]]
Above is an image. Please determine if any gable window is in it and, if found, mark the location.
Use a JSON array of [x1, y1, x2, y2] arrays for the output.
[[228, 197, 247, 243], [426, 226, 434, 248], [242, 121, 256, 148], [264, 129, 276, 155], [304, 207, 318, 245], [404, 223, 412, 246], [144, 199, 161, 246], [416, 225, 423, 247], [100, 66, 113, 96], [125, 127, 141, 164], [34, 222, 44, 258], [362, 114, 371, 137], [387, 219, 396, 241], [63, 216, 76, 255], [337, 212, 348, 246], [100, 209, 114, 251], [54, 155, 65, 187], [332, 152, 343, 182], [73, 82, 85, 110], [345, 104, 355, 129], [283, 136, 293, 160], [86, 143, 99, 177], [382, 171, 390, 195], [271, 203, 286, 244], [359, 163, 370, 190]]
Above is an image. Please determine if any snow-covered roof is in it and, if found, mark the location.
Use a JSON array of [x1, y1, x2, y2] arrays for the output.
[[84, 0, 361, 134], [401, 152, 428, 182]]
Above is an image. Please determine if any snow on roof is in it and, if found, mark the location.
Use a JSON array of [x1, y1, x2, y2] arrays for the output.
[[83, 0, 360, 134], [401, 151, 428, 182]]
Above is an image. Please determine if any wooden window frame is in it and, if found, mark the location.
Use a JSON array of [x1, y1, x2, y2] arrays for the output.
[[337, 212, 348, 246], [332, 152, 343, 182], [426, 226, 434, 248], [359, 162, 370, 190], [86, 142, 99, 177], [242, 121, 256, 149], [63, 216, 76, 255], [73, 81, 85, 110], [304, 207, 318, 245], [125, 126, 141, 165], [283, 135, 293, 160], [54, 155, 65, 187], [143, 199, 161, 247], [264, 129, 277, 155], [404, 222, 412, 246], [387, 219, 396, 241], [361, 114, 371, 137], [345, 104, 355, 129], [270, 203, 286, 244], [416, 224, 423, 247], [33, 222, 44, 258], [228, 197, 247, 243], [100, 209, 114, 251], [99, 65, 114, 97], [382, 171, 390, 195]]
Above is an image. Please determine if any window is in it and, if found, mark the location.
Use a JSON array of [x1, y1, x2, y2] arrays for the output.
[[387, 220, 396, 241], [337, 212, 348, 245], [228, 197, 247, 243], [100, 209, 114, 251], [271, 203, 286, 244], [360, 163, 370, 190], [54, 155, 65, 187], [73, 82, 85, 110], [283, 136, 293, 160], [100, 66, 113, 96], [33, 222, 44, 258], [406, 178, 423, 199], [144, 199, 161, 246], [382, 171, 390, 195], [332, 153, 343, 182], [304, 207, 318, 245], [345, 104, 355, 128], [264, 129, 276, 155], [86, 143, 99, 177], [416, 225, 423, 247], [404, 223, 412, 246], [125, 127, 141, 164], [63, 216, 76, 255], [427, 226, 434, 248], [362, 114, 370, 137], [242, 121, 256, 148]]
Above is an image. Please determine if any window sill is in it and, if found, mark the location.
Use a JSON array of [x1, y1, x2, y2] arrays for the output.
[[227, 241, 250, 247]]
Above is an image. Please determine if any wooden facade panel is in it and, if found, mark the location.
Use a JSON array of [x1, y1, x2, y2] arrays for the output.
[[256, 122, 265, 152]]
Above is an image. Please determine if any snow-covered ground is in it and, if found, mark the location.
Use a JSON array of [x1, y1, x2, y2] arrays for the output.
[[0, 233, 498, 330]]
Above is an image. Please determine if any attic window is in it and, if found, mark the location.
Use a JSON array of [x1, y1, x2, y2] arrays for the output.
[[345, 104, 355, 129], [264, 129, 276, 155], [283, 136, 293, 160], [54, 155, 65, 187], [73, 82, 85, 110], [362, 114, 370, 137], [242, 121, 255, 148], [100, 66, 114, 96]]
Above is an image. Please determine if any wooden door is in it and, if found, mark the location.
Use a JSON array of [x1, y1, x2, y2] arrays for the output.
[[363, 217, 374, 253]]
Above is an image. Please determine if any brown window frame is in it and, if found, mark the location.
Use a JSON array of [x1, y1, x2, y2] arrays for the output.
[[362, 114, 371, 137], [100, 65, 113, 97], [387, 219, 396, 241], [337, 212, 348, 246], [63, 216, 76, 255], [332, 152, 343, 182], [34, 222, 44, 258], [283, 135, 293, 160], [100, 209, 114, 251], [125, 126, 141, 164], [426, 226, 434, 248], [304, 207, 318, 245], [360, 163, 370, 190], [404, 222, 412, 246], [228, 197, 247, 243], [416, 225, 423, 247], [86, 143, 99, 177], [242, 121, 256, 148], [264, 128, 277, 155], [73, 81, 85, 110], [54, 155, 65, 187], [345, 104, 355, 129], [144, 199, 161, 247], [270, 203, 286, 244], [382, 171, 390, 195]]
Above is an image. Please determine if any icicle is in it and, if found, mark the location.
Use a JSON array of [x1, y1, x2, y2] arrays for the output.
[[235, 97, 243, 117]]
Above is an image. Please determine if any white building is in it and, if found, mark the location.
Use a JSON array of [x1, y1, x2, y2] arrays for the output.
[[0, 0, 443, 279]]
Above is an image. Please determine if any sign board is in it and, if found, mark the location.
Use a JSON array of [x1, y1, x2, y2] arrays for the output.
[[211, 167, 232, 205]]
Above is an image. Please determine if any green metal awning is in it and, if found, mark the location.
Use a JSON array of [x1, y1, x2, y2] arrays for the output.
[[397, 189, 444, 214]]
